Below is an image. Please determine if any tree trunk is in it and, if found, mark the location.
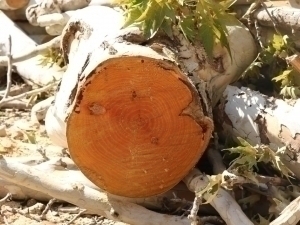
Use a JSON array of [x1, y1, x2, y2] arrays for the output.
[[45, 5, 256, 198]]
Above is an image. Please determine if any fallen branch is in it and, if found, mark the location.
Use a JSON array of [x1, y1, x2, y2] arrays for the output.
[[270, 196, 300, 225], [0, 10, 64, 85], [0, 84, 32, 97], [31, 96, 55, 122], [0, 35, 61, 66], [0, 155, 191, 225], [0, 81, 58, 108], [0, 35, 12, 107], [0, 193, 11, 206], [183, 168, 254, 225], [215, 85, 300, 179], [254, 6, 300, 30]]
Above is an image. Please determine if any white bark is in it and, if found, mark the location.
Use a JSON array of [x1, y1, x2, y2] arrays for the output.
[[0, 156, 188, 209], [0, 11, 64, 85], [45, 5, 125, 147], [0, 155, 256, 225], [183, 169, 254, 225], [31, 96, 55, 122], [270, 196, 300, 225], [217, 85, 300, 178], [254, 6, 300, 29], [45, 5, 256, 147], [0, 155, 191, 225]]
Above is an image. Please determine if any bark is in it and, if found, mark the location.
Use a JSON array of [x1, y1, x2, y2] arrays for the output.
[[44, 5, 256, 198], [270, 196, 300, 225], [30, 96, 55, 122], [253, 5, 300, 30], [0, 10, 64, 85], [0, 155, 253, 225], [46, 5, 213, 198], [0, 155, 192, 225], [0, 156, 194, 211], [183, 169, 254, 225], [214, 85, 300, 178]]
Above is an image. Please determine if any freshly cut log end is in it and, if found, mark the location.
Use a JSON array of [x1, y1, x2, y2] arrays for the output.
[[67, 56, 213, 198]]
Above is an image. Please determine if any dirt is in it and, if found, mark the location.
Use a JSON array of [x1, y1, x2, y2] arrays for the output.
[[0, 108, 117, 225]]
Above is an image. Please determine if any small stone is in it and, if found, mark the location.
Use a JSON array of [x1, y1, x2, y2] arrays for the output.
[[0, 125, 7, 137]]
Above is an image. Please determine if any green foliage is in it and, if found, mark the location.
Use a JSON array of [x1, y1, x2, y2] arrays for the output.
[[223, 137, 293, 180], [242, 34, 300, 99], [38, 47, 65, 68], [117, 0, 237, 58], [23, 131, 37, 144]]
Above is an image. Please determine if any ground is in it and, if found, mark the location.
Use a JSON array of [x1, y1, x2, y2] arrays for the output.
[[0, 108, 117, 225]]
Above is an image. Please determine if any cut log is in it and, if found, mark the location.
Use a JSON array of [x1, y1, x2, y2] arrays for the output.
[[46, 6, 213, 198], [45, 6, 256, 198]]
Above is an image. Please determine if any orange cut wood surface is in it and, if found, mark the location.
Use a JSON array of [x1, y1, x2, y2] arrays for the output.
[[67, 57, 212, 197]]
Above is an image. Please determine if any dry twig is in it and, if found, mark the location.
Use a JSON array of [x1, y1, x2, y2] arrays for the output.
[[0, 35, 12, 107], [0, 81, 59, 108], [41, 198, 59, 218], [0, 36, 61, 66], [67, 209, 87, 225], [188, 196, 202, 225], [0, 193, 12, 206]]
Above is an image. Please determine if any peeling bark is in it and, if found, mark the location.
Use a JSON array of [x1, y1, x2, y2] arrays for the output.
[[215, 85, 300, 178]]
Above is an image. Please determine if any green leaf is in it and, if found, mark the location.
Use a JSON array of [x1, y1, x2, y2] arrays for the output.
[[198, 22, 215, 59], [212, 16, 232, 59], [161, 18, 174, 39], [123, 7, 144, 28], [124, 0, 172, 39], [272, 69, 292, 84], [272, 34, 285, 51], [23, 131, 37, 144], [179, 16, 196, 41]]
